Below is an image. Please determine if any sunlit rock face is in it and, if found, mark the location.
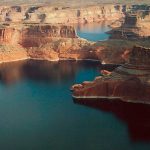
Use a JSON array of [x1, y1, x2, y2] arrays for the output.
[[0, 22, 145, 64], [110, 5, 150, 39], [72, 46, 150, 104], [0, 4, 149, 64], [0, 22, 103, 62], [0, 24, 79, 62], [0, 27, 21, 44], [0, 4, 123, 24]]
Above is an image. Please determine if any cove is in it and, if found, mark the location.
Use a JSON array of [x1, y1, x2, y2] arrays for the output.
[[0, 60, 150, 150], [75, 22, 111, 42]]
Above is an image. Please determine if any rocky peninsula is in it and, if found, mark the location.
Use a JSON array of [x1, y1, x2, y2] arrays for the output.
[[72, 46, 150, 104]]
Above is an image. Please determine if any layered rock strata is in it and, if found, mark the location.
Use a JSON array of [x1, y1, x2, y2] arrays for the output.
[[0, 24, 79, 62], [0, 22, 150, 64], [0, 4, 150, 63], [0, 4, 123, 24], [110, 5, 150, 39], [0, 23, 104, 62], [72, 46, 150, 104]]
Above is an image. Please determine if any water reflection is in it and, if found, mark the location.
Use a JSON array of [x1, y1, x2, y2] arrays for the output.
[[75, 22, 111, 42], [0, 60, 150, 149], [74, 99, 150, 142], [0, 60, 100, 85]]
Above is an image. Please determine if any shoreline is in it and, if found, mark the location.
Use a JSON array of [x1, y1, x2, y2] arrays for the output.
[[0, 57, 101, 64], [72, 95, 150, 105], [0, 56, 125, 65]]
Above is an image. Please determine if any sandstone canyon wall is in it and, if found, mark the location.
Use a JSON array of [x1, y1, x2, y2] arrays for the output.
[[0, 3, 126, 63], [0, 23, 149, 64], [0, 4, 150, 64], [0, 23, 103, 62], [0, 4, 124, 24], [72, 46, 150, 104], [110, 5, 150, 38], [0, 24, 81, 62]]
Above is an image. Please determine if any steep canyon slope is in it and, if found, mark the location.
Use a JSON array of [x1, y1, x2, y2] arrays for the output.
[[0, 3, 124, 63], [0, 4, 150, 64], [72, 46, 150, 104]]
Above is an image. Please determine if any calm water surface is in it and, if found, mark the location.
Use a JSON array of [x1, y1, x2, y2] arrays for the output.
[[0, 60, 150, 150], [75, 22, 111, 42]]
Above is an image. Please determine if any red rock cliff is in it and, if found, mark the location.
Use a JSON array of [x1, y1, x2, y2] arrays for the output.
[[0, 24, 76, 45], [0, 24, 78, 62], [21, 25, 76, 47], [72, 46, 150, 104], [0, 23, 101, 62]]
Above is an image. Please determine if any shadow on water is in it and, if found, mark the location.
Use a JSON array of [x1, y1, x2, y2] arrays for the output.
[[0, 59, 150, 149], [74, 99, 150, 142], [0, 60, 100, 85]]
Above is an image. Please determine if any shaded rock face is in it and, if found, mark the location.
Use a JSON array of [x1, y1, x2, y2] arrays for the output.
[[124, 14, 137, 27], [0, 25, 76, 46], [72, 46, 150, 104], [129, 46, 150, 66], [23, 25, 76, 38], [21, 25, 76, 47]]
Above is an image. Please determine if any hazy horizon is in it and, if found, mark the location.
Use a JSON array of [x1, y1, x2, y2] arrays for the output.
[[0, 0, 150, 6]]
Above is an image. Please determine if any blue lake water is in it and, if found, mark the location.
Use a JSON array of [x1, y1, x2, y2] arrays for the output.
[[75, 22, 111, 42], [0, 60, 150, 150]]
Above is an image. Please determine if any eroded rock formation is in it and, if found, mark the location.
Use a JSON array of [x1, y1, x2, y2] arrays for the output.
[[72, 46, 150, 104], [0, 24, 76, 45], [1, 23, 126, 63], [0, 4, 150, 64], [0, 22, 150, 64], [110, 5, 150, 39], [0, 24, 84, 62], [0, 4, 123, 24]]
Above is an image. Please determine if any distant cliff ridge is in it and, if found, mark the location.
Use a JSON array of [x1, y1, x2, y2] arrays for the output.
[[0, 4, 123, 24], [110, 5, 150, 39], [0, 0, 150, 6]]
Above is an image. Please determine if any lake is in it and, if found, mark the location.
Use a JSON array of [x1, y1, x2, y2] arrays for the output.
[[75, 22, 111, 42], [0, 60, 150, 150]]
